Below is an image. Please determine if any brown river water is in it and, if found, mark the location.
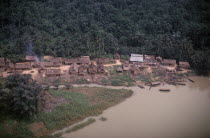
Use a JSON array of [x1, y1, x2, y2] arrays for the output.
[[59, 76, 210, 138]]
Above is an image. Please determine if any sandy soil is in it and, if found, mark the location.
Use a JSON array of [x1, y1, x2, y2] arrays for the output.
[[104, 60, 122, 67]]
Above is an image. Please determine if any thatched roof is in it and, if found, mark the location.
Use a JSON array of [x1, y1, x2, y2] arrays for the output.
[[79, 56, 90, 64], [53, 62, 62, 67], [179, 62, 190, 69], [144, 55, 156, 63], [25, 56, 36, 61], [123, 61, 130, 71], [50, 57, 63, 63], [114, 53, 120, 59], [43, 56, 54, 61], [0, 67, 5, 72], [97, 64, 105, 73], [156, 56, 162, 62], [69, 63, 79, 74], [78, 65, 87, 75], [131, 64, 140, 75], [116, 67, 123, 72], [40, 61, 61, 67], [8, 62, 15, 68], [0, 57, 5, 67], [131, 64, 139, 70], [97, 58, 105, 65], [15, 62, 31, 69], [88, 63, 97, 74], [32, 61, 40, 68], [162, 59, 176, 65], [145, 55, 156, 60], [64, 58, 78, 65], [46, 69, 61, 75], [41, 62, 54, 67]]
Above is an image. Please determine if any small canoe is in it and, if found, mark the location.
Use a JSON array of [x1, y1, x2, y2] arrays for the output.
[[175, 82, 186, 86], [151, 82, 161, 86], [187, 78, 194, 83], [138, 85, 145, 89], [159, 88, 170, 92]]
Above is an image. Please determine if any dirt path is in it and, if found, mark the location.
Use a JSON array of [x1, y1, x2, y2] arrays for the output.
[[104, 60, 122, 67]]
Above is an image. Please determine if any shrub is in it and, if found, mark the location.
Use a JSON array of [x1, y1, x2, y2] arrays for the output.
[[111, 79, 124, 86], [2, 74, 42, 118]]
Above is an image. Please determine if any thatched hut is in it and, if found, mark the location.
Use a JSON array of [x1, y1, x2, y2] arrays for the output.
[[156, 56, 163, 63], [43, 56, 54, 61], [97, 58, 105, 65], [69, 63, 79, 75], [45, 69, 61, 77], [131, 64, 140, 75], [6, 62, 15, 73], [179, 62, 190, 69], [144, 55, 156, 60], [114, 53, 120, 59], [25, 56, 37, 62], [32, 61, 40, 68], [78, 65, 87, 76], [15, 62, 32, 70], [116, 67, 123, 73], [97, 64, 105, 73], [88, 63, 97, 74], [64, 58, 78, 65], [0, 57, 5, 68], [41, 62, 54, 68], [161, 59, 176, 66], [38, 66, 45, 74], [123, 61, 130, 71], [79, 56, 90, 65]]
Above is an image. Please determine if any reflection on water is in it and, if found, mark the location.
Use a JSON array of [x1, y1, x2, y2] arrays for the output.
[[62, 76, 210, 138]]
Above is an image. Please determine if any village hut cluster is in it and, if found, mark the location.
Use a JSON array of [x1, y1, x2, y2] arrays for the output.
[[0, 53, 190, 80], [0, 55, 119, 78], [116, 54, 190, 75]]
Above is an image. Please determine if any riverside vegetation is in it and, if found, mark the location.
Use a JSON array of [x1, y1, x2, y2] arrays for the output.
[[0, 75, 133, 137]]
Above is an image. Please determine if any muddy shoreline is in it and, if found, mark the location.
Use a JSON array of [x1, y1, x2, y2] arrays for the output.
[[52, 76, 210, 138]]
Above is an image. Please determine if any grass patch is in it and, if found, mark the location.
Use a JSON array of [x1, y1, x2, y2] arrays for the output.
[[110, 71, 135, 86], [100, 78, 110, 85], [0, 87, 133, 137], [111, 79, 124, 86], [75, 79, 90, 84], [112, 73, 134, 83], [65, 118, 96, 133], [107, 66, 135, 86], [136, 74, 152, 83]]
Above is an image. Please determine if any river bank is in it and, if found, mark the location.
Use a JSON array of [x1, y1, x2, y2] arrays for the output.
[[57, 76, 210, 138]]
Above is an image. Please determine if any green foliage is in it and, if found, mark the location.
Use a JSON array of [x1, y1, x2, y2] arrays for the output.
[[75, 79, 90, 84], [100, 78, 110, 84], [112, 73, 134, 83], [111, 79, 124, 86], [0, 87, 133, 137], [0, 74, 42, 118], [0, 0, 209, 72], [190, 51, 210, 74]]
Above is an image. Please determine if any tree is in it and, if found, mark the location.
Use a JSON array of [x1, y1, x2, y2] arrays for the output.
[[2, 74, 42, 118]]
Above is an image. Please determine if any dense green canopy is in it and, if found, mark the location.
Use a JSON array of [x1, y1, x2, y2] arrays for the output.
[[0, 0, 209, 72]]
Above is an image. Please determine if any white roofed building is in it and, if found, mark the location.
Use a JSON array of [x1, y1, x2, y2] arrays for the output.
[[130, 54, 144, 63]]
